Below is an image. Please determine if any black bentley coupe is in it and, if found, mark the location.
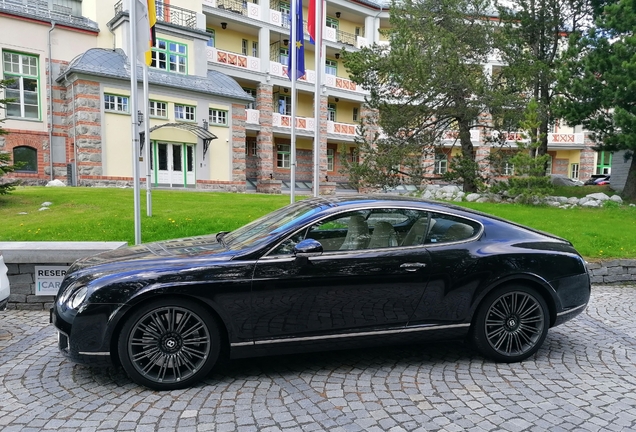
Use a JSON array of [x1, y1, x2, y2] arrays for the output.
[[52, 195, 590, 390]]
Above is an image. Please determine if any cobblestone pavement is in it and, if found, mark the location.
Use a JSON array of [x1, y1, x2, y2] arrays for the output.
[[1, 285, 636, 432]]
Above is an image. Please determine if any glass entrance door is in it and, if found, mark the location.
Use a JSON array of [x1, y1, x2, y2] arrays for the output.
[[152, 142, 195, 187]]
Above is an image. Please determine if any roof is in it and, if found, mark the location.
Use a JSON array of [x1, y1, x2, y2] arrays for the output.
[[57, 48, 253, 102]]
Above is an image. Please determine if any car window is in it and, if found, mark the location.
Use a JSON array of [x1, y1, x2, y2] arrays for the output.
[[427, 212, 480, 244], [270, 208, 433, 254]]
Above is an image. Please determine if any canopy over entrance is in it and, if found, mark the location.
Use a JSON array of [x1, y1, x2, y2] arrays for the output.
[[141, 123, 218, 159]]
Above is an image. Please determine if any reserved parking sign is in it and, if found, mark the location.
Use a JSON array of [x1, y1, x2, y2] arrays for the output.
[[35, 266, 68, 296]]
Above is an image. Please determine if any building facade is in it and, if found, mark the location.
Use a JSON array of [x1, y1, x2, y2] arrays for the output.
[[0, 0, 605, 193]]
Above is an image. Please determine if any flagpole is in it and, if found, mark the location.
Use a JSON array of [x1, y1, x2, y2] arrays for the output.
[[143, 63, 152, 217], [290, 0, 298, 204], [130, 0, 142, 245], [312, 0, 323, 198]]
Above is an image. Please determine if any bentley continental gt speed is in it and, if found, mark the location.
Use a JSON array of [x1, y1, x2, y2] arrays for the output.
[[52, 196, 591, 390]]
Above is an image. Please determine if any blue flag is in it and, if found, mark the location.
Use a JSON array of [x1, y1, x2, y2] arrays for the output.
[[287, 0, 305, 80]]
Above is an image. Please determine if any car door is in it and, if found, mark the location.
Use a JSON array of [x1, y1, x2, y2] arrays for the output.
[[249, 208, 433, 341]]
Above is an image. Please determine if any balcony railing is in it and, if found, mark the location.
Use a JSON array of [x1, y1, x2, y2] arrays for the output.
[[207, 47, 261, 72], [114, 0, 197, 29], [0, 0, 98, 30], [442, 130, 481, 143]]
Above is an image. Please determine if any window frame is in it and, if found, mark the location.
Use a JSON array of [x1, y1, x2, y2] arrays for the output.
[[277, 143, 291, 169], [434, 152, 448, 175], [104, 93, 129, 113], [151, 38, 188, 74], [149, 100, 168, 118], [12, 146, 38, 173], [206, 28, 215, 47], [209, 108, 228, 126], [175, 104, 196, 122], [327, 103, 337, 122], [570, 163, 580, 180], [2, 51, 40, 120], [325, 59, 338, 76]]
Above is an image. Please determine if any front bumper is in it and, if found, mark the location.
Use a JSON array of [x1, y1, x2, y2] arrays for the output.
[[51, 303, 124, 366]]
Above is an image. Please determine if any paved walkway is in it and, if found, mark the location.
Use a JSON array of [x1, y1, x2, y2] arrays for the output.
[[1, 285, 635, 432]]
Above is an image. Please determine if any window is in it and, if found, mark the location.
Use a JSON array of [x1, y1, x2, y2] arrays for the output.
[[353, 107, 359, 122], [3, 51, 39, 119], [355, 27, 361, 36], [503, 162, 515, 176], [246, 139, 257, 156], [207, 29, 215, 47], [327, 148, 335, 171], [175, 104, 195, 121], [279, 47, 289, 65], [13, 146, 37, 172], [328, 103, 336, 122], [280, 2, 290, 27], [277, 144, 290, 168], [326, 17, 339, 29], [243, 88, 257, 110], [570, 163, 580, 180], [434, 152, 447, 174], [545, 155, 553, 175], [149, 100, 167, 118], [325, 59, 337, 76], [151, 39, 187, 74], [242, 39, 248, 55], [252, 42, 258, 57], [427, 212, 480, 244], [209, 109, 228, 125], [278, 95, 291, 116], [349, 147, 359, 164], [104, 94, 129, 112], [596, 151, 612, 175]]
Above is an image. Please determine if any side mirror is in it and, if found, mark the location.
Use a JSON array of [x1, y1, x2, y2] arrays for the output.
[[294, 239, 323, 257]]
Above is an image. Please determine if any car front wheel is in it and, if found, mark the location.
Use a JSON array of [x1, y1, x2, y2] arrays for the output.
[[471, 285, 549, 363], [118, 298, 221, 390]]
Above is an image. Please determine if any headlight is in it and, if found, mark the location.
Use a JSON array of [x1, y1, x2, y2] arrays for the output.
[[68, 286, 88, 309]]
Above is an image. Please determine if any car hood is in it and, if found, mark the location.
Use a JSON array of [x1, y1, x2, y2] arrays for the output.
[[67, 234, 234, 275]]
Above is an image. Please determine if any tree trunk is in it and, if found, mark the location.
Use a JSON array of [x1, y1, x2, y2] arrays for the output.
[[459, 118, 477, 193], [621, 154, 636, 200]]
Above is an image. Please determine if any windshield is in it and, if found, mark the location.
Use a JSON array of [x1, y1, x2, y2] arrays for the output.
[[223, 200, 326, 251]]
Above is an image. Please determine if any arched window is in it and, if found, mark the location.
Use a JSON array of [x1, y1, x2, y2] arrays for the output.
[[13, 146, 37, 172]]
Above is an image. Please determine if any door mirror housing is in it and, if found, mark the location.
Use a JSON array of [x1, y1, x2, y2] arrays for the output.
[[294, 239, 323, 257]]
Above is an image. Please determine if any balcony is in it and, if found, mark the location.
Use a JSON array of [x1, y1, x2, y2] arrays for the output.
[[441, 130, 481, 143], [272, 113, 315, 131], [268, 60, 365, 95], [203, 0, 260, 19], [207, 47, 261, 72], [0, 0, 98, 31], [327, 121, 357, 136], [115, 0, 198, 29], [496, 132, 585, 147]]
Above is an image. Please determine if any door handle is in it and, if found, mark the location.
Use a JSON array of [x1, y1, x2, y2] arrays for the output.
[[400, 263, 427, 271]]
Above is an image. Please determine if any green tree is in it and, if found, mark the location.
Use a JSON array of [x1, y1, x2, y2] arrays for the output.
[[343, 0, 517, 192], [496, 0, 591, 164], [491, 100, 553, 201], [556, 0, 636, 199], [0, 78, 21, 195]]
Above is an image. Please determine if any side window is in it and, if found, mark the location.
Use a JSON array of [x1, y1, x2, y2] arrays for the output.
[[427, 213, 480, 244], [271, 208, 436, 254]]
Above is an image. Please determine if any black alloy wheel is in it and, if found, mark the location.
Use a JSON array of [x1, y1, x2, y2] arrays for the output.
[[118, 298, 221, 390], [472, 285, 549, 363]]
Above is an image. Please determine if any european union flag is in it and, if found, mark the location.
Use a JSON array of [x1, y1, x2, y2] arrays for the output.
[[287, 0, 305, 80]]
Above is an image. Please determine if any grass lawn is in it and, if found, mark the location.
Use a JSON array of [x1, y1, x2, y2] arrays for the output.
[[1, 186, 634, 260]]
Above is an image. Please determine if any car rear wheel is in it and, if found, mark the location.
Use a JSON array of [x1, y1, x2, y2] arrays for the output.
[[118, 298, 220, 390], [471, 285, 549, 363]]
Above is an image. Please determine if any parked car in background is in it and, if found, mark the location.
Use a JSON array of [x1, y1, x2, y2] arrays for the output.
[[584, 174, 611, 185], [0, 251, 10, 311], [52, 196, 591, 390]]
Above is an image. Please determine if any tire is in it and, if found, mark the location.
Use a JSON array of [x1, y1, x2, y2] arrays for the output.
[[117, 298, 221, 390], [471, 285, 549, 363]]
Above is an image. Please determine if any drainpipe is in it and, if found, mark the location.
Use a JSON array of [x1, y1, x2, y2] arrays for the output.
[[106, 20, 116, 50], [48, 21, 56, 181]]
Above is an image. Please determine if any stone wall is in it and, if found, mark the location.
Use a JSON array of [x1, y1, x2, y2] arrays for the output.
[[586, 260, 636, 284]]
